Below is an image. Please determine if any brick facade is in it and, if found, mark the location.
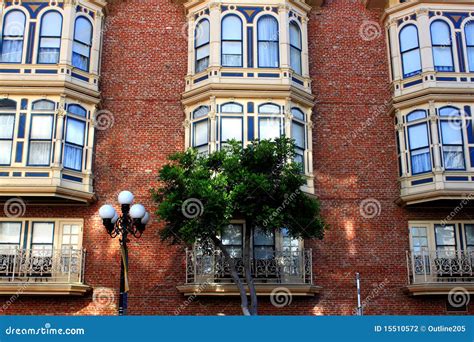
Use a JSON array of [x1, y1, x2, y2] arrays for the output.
[[1, 0, 473, 316]]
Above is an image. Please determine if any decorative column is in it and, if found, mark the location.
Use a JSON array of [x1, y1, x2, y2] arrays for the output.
[[209, 96, 217, 152], [90, 10, 105, 75], [60, 0, 76, 66], [284, 97, 292, 138], [387, 19, 402, 82], [428, 101, 442, 172], [187, 14, 195, 76], [278, 5, 290, 69], [416, 8, 434, 73], [301, 16, 309, 78], [306, 107, 314, 194], [209, 3, 221, 68], [395, 110, 408, 177]]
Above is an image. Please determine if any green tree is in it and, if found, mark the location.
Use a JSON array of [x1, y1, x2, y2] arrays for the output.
[[153, 138, 325, 315]]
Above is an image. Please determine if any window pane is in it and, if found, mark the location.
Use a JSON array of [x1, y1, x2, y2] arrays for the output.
[[435, 225, 455, 246], [195, 57, 209, 73], [406, 110, 426, 122], [72, 51, 89, 71], [74, 17, 92, 45], [0, 141, 12, 164], [466, 23, 474, 46], [400, 25, 419, 52], [3, 11, 26, 36], [408, 124, 429, 149], [443, 145, 465, 169], [290, 46, 302, 74], [32, 100, 55, 111], [72, 41, 90, 57], [433, 47, 453, 71], [28, 141, 51, 165], [402, 49, 421, 76], [66, 119, 86, 146], [32, 223, 54, 244], [465, 224, 474, 246], [258, 16, 278, 41], [30, 115, 53, 139], [38, 47, 59, 64], [221, 103, 242, 113], [1, 40, 23, 63], [289, 22, 301, 49], [41, 12, 62, 37], [0, 114, 15, 139], [193, 106, 209, 119], [253, 228, 274, 246], [259, 104, 280, 114], [221, 224, 242, 245], [196, 44, 209, 60], [222, 16, 241, 40], [0, 222, 21, 244], [411, 148, 431, 174], [431, 21, 451, 46], [221, 118, 242, 142], [195, 20, 209, 46], [292, 121, 305, 148], [193, 120, 208, 147], [64, 144, 82, 170], [68, 105, 87, 117], [291, 108, 304, 121], [441, 121, 463, 145], [439, 107, 460, 117], [258, 41, 279, 68], [222, 41, 241, 55], [39, 37, 61, 48], [259, 117, 280, 140]]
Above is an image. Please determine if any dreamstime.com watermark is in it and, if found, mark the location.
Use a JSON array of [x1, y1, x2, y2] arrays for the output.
[[4, 323, 85, 336], [174, 279, 212, 315], [263, 189, 301, 227], [352, 278, 389, 315], [0, 283, 30, 313], [441, 194, 474, 226]]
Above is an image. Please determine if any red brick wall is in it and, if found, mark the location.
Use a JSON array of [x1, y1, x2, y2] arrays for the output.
[[1, 0, 472, 315]]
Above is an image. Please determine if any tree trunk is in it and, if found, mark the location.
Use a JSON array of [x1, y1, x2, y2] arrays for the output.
[[211, 236, 251, 316], [243, 223, 258, 315]]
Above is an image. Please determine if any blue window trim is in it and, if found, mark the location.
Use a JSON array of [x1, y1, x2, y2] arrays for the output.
[[407, 121, 432, 175], [37, 10, 63, 65], [27, 113, 54, 167], [465, 21, 474, 72], [439, 106, 466, 171], [430, 19, 455, 73], [0, 113, 15, 166], [221, 14, 243, 68], [289, 20, 302, 75], [63, 116, 86, 172], [72, 16, 93, 72], [0, 10, 27, 64], [194, 18, 210, 73], [399, 24, 422, 78], [257, 15, 280, 69]]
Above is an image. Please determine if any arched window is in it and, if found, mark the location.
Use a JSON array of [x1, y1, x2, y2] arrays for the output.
[[439, 107, 465, 170], [399, 25, 422, 78], [221, 102, 243, 113], [406, 110, 431, 174], [64, 104, 87, 171], [258, 103, 281, 140], [289, 21, 302, 74], [192, 106, 209, 154], [221, 15, 242, 67], [195, 19, 210, 73], [0, 99, 17, 165], [38, 11, 62, 64], [431, 20, 454, 72], [72, 17, 92, 71], [28, 100, 55, 166], [291, 108, 305, 171], [0, 10, 26, 63], [465, 21, 474, 72], [257, 16, 279, 68]]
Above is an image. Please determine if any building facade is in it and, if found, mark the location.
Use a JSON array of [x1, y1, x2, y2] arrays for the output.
[[0, 0, 473, 315]]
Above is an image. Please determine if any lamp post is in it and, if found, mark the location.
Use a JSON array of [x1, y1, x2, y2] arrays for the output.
[[99, 191, 150, 315]]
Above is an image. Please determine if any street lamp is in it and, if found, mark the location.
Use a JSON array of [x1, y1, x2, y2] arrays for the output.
[[99, 191, 150, 315]]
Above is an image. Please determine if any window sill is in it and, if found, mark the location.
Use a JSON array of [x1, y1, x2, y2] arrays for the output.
[[177, 283, 321, 297], [404, 283, 474, 296], [0, 283, 91, 296]]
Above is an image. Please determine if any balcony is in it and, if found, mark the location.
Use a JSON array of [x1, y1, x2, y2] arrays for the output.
[[405, 249, 474, 295], [0, 248, 89, 296], [177, 248, 321, 296]]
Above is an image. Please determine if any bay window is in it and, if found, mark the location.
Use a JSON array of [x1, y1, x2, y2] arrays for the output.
[[407, 110, 431, 175], [399, 24, 422, 78], [64, 105, 87, 171], [0, 10, 26, 63], [430, 20, 454, 72], [439, 107, 465, 170], [257, 15, 279, 68], [221, 15, 243, 67], [195, 19, 210, 73], [289, 21, 302, 74], [465, 22, 474, 72], [72, 17, 93, 71], [38, 11, 62, 64]]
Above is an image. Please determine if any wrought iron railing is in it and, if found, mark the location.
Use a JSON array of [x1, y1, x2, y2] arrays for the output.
[[0, 248, 86, 284], [185, 248, 313, 284], [406, 249, 474, 284]]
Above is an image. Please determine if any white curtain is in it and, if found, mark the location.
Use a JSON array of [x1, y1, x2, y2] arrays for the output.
[[431, 21, 453, 71], [1, 40, 23, 63], [408, 124, 431, 174], [221, 117, 242, 142], [38, 39, 60, 64], [259, 117, 280, 140], [0, 11, 25, 63], [0, 141, 12, 165], [72, 42, 90, 71], [222, 16, 242, 67], [64, 119, 85, 170], [258, 16, 279, 68], [290, 23, 302, 74], [64, 144, 82, 170], [30, 115, 53, 139], [38, 11, 62, 64], [443, 146, 465, 170], [411, 148, 431, 174], [0, 114, 15, 164], [29, 142, 51, 165], [66, 119, 85, 146], [193, 120, 208, 147], [29, 115, 53, 165]]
